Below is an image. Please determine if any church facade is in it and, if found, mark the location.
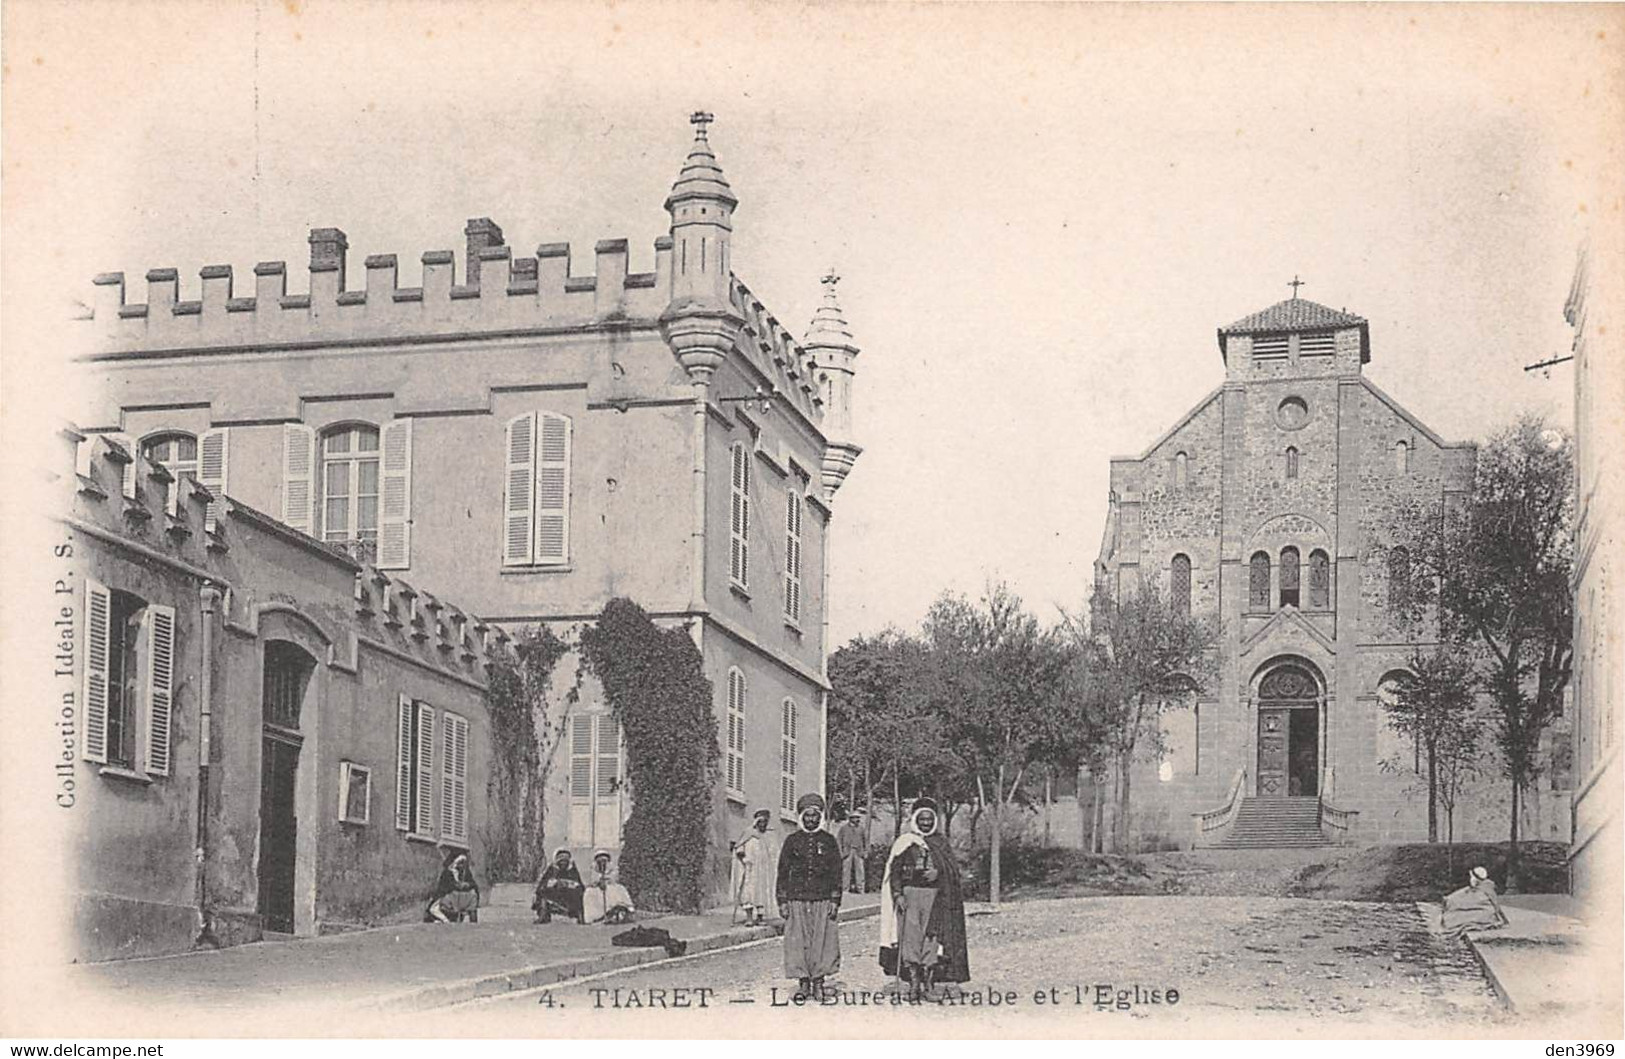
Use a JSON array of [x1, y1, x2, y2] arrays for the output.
[[1095, 296, 1569, 847], [70, 115, 862, 895]]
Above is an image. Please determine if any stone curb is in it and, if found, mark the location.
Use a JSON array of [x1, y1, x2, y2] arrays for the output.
[[365, 903, 880, 1013]]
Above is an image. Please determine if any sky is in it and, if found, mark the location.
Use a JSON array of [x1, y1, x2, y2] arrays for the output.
[[5, 1, 1621, 646]]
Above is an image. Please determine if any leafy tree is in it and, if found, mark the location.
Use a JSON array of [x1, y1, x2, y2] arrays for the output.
[[579, 599, 719, 913], [1393, 416, 1574, 886], [1063, 580, 1216, 853], [1378, 646, 1485, 844], [481, 626, 569, 881], [923, 583, 1066, 908]]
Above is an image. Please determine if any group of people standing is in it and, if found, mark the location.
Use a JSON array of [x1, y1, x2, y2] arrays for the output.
[[732, 793, 970, 1001]]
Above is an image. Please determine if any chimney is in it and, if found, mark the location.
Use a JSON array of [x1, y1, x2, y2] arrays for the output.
[[465, 218, 505, 287], [308, 227, 349, 296]]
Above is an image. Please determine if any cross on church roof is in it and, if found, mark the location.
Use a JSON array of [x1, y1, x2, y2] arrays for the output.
[[1289, 275, 1306, 299], [821, 269, 840, 288], [690, 111, 714, 137]]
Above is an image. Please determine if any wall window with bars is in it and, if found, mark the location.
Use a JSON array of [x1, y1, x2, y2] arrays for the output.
[[263, 640, 314, 730], [780, 698, 799, 814], [1308, 549, 1331, 609], [503, 411, 572, 567], [730, 442, 751, 589], [1249, 552, 1272, 611], [81, 580, 174, 776], [725, 668, 747, 797], [1299, 331, 1336, 356], [1170, 553, 1192, 617], [784, 489, 803, 625], [1253, 334, 1290, 361], [1279, 546, 1301, 608]]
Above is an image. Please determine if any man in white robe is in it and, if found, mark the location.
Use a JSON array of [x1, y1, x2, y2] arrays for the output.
[[731, 808, 779, 925]]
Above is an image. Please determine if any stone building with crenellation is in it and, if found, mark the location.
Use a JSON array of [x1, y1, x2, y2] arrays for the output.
[[68, 114, 863, 902], [1095, 295, 1572, 848]]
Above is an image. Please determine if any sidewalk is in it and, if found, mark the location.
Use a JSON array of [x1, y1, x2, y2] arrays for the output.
[[1462, 900, 1619, 1028], [75, 886, 881, 1016]]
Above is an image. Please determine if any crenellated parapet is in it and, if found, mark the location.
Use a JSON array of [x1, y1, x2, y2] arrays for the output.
[[58, 427, 510, 686], [81, 223, 673, 358], [729, 274, 826, 421]]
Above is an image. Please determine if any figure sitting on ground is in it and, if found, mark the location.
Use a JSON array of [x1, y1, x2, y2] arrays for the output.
[[583, 849, 636, 925], [1441, 865, 1508, 938], [533, 847, 586, 924], [425, 850, 480, 923]]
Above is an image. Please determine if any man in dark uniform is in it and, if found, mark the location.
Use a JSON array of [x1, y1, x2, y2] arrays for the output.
[[776, 792, 843, 1000]]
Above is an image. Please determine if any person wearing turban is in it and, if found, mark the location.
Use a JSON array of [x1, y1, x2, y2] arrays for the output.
[[1441, 865, 1508, 938], [730, 808, 779, 926], [583, 849, 636, 925], [879, 797, 970, 998], [532, 847, 586, 924], [775, 792, 844, 999]]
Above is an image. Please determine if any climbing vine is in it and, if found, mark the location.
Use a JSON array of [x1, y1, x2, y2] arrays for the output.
[[482, 625, 569, 882], [580, 598, 720, 913]]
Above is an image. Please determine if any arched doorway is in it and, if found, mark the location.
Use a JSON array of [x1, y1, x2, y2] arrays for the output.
[[259, 640, 315, 934], [1255, 663, 1322, 798]]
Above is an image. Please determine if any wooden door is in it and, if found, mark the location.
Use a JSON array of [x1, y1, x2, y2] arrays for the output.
[[257, 736, 299, 933], [1256, 708, 1289, 797]]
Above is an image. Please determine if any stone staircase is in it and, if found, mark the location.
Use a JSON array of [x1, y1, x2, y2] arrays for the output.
[[1218, 796, 1330, 848]]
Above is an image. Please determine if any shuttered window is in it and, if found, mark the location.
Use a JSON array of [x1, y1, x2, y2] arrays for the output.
[[197, 428, 229, 532], [503, 411, 572, 566], [378, 419, 413, 569], [440, 711, 470, 846], [1253, 334, 1289, 360], [395, 696, 436, 835], [595, 715, 620, 803], [81, 580, 172, 777], [730, 443, 751, 588], [780, 698, 798, 813], [725, 668, 746, 796], [282, 423, 318, 535], [784, 489, 803, 625], [570, 714, 593, 800]]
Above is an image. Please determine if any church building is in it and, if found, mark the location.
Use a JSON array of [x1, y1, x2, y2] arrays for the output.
[[1096, 293, 1568, 847], [70, 114, 862, 896]]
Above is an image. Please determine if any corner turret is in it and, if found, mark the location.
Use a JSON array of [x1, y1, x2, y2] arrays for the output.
[[803, 270, 863, 499], [661, 111, 744, 386]]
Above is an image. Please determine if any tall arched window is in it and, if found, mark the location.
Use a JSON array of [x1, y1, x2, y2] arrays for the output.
[[1170, 554, 1192, 617], [321, 424, 381, 560], [1279, 546, 1301, 608], [1308, 549, 1330, 609], [1395, 440, 1411, 475], [1285, 446, 1299, 479], [1173, 451, 1189, 489], [1388, 546, 1412, 610], [1249, 551, 1271, 611]]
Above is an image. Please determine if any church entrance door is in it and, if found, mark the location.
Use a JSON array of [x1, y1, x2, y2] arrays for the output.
[[1255, 665, 1321, 798]]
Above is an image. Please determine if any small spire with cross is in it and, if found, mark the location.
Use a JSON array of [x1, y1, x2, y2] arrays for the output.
[[690, 110, 714, 139], [821, 268, 840, 289], [1288, 274, 1306, 299]]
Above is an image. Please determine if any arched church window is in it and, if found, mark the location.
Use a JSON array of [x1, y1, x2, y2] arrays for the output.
[[1308, 549, 1330, 609], [1174, 451, 1188, 489], [1395, 440, 1411, 475], [1285, 446, 1299, 479], [1249, 552, 1271, 611], [1388, 546, 1412, 611], [1170, 554, 1191, 618], [1279, 546, 1301, 608]]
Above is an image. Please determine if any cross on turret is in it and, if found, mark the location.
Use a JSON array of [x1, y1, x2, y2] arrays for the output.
[[690, 111, 714, 138], [821, 269, 840, 288]]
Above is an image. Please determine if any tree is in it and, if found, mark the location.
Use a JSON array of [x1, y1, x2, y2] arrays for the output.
[[1394, 415, 1575, 887], [1064, 580, 1217, 853], [923, 583, 1065, 909], [1378, 646, 1485, 844], [481, 626, 569, 882]]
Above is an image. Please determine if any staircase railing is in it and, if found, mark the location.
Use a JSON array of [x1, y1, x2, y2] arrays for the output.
[[1192, 765, 1248, 844], [1317, 766, 1359, 841]]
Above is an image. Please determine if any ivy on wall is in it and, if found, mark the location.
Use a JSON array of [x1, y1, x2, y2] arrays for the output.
[[482, 625, 569, 882], [580, 598, 720, 913]]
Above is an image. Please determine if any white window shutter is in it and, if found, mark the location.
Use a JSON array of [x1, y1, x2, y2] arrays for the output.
[[144, 604, 176, 776], [112, 433, 137, 499], [415, 702, 435, 835], [379, 418, 413, 569], [394, 694, 413, 831], [503, 413, 536, 566], [450, 714, 469, 843], [282, 423, 317, 535], [570, 714, 593, 799], [535, 413, 571, 565], [784, 490, 802, 624], [730, 444, 750, 587], [198, 428, 229, 533], [595, 714, 619, 797], [82, 579, 112, 764]]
